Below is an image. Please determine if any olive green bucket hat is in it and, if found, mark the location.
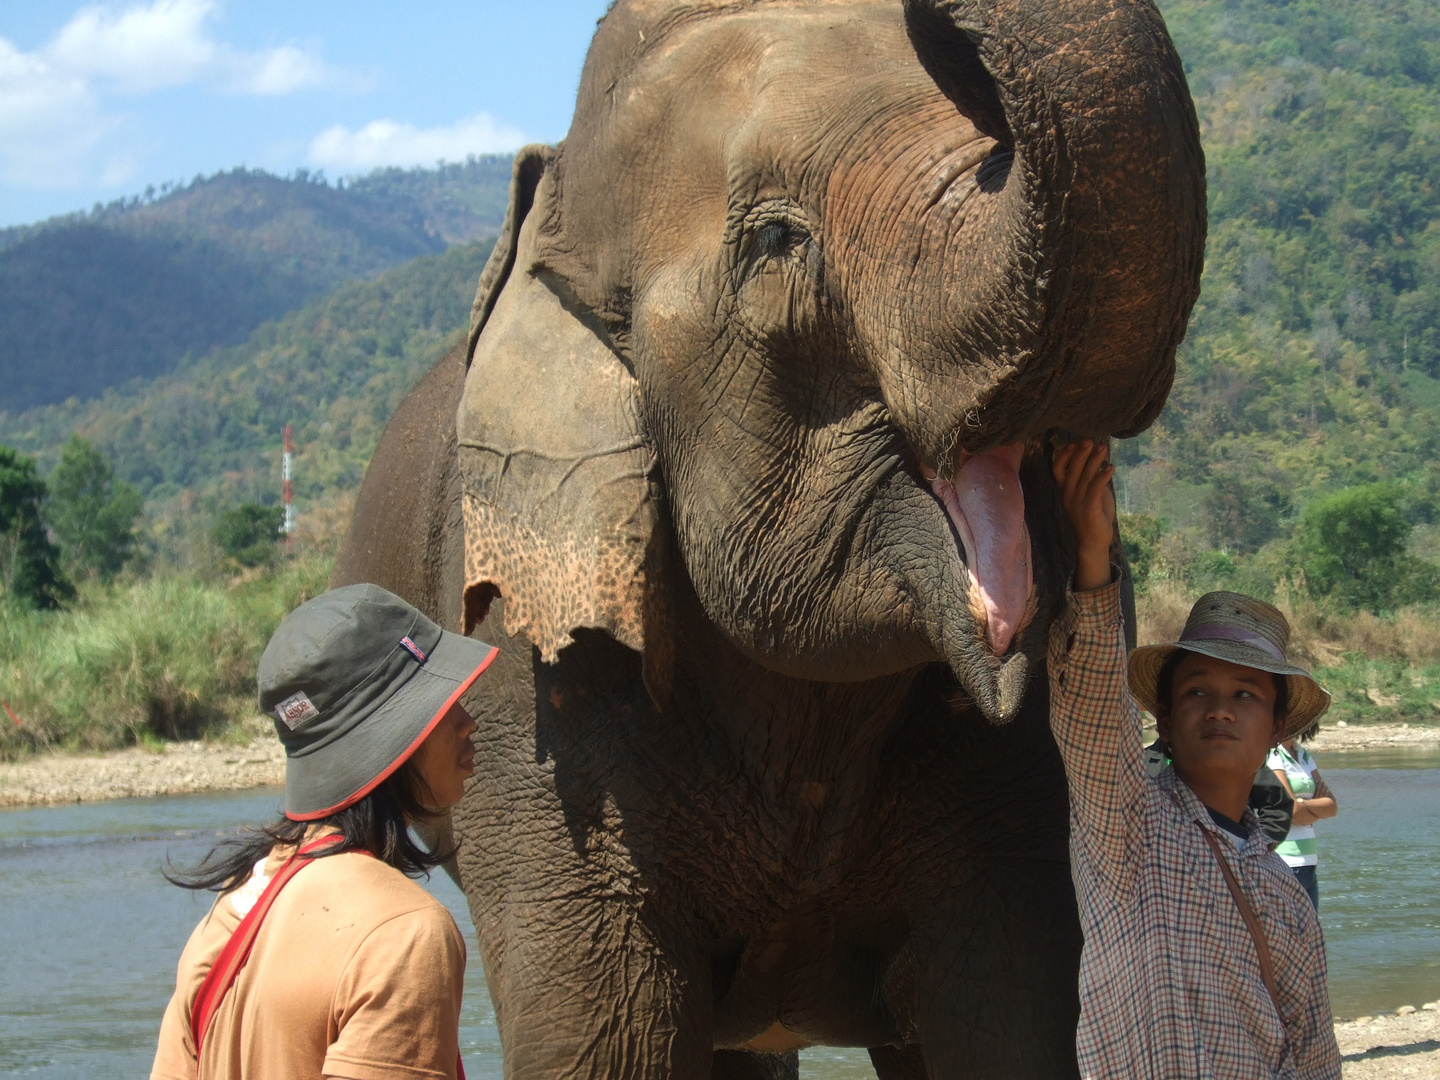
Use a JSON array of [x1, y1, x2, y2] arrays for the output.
[[257, 583, 498, 820], [1128, 590, 1330, 741]]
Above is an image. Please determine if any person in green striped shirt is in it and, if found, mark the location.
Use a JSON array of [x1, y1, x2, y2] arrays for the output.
[[1267, 731, 1338, 910]]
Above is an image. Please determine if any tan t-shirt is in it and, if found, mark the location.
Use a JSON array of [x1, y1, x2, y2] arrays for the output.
[[151, 842, 465, 1080]]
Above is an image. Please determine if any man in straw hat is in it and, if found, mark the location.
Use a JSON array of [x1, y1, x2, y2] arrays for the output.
[[1048, 440, 1340, 1080]]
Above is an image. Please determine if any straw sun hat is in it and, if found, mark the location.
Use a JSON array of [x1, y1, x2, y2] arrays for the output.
[[1127, 591, 1331, 741]]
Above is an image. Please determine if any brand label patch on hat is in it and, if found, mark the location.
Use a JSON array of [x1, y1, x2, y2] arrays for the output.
[[275, 691, 320, 730], [399, 636, 427, 663]]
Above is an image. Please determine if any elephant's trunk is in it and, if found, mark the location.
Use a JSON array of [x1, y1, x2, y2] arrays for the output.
[[820, 0, 1203, 704], [875, 0, 1205, 466]]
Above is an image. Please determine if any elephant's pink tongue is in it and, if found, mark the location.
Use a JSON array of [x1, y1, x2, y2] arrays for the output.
[[931, 444, 1032, 655]]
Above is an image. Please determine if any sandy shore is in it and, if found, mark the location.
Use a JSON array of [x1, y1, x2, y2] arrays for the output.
[[0, 730, 283, 808], [1132, 722, 1440, 754], [0, 721, 1432, 810], [1310, 722, 1440, 752], [1337, 1004, 1440, 1078]]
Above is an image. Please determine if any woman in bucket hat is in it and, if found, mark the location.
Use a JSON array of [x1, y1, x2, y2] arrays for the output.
[[151, 584, 497, 1080], [1048, 441, 1339, 1080]]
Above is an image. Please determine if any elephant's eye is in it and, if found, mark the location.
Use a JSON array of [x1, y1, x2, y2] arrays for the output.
[[743, 213, 810, 271], [755, 221, 793, 258], [733, 200, 817, 292]]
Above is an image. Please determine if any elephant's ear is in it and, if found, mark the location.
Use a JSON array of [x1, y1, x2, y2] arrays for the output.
[[466, 145, 550, 363], [457, 148, 673, 708]]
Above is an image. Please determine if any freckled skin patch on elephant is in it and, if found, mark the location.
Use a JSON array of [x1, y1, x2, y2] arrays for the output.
[[338, 0, 1202, 1076], [461, 495, 651, 662]]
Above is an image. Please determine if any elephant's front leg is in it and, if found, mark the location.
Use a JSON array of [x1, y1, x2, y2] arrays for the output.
[[478, 886, 714, 1080], [909, 857, 1083, 1079]]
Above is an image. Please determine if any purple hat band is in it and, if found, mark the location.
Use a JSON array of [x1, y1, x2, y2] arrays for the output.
[[1180, 623, 1286, 663]]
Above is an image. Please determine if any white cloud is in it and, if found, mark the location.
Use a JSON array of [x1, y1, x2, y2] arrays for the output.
[[0, 36, 112, 187], [308, 113, 530, 172], [0, 0, 348, 190], [47, 0, 220, 91], [0, 37, 86, 133], [240, 45, 335, 96], [44, 0, 342, 94]]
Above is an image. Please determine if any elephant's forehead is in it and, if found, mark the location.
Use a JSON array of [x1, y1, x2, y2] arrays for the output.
[[617, 3, 927, 128], [608, 4, 952, 200], [606, 0, 887, 36]]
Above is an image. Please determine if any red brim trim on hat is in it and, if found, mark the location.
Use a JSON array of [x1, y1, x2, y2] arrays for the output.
[[285, 644, 499, 822]]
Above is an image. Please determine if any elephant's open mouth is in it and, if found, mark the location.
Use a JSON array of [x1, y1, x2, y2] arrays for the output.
[[920, 443, 1035, 657]]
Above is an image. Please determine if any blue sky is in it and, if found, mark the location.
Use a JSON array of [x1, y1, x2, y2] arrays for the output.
[[0, 0, 612, 227]]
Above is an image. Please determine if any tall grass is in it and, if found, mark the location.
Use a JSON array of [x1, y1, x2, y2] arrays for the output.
[[1136, 578, 1440, 726], [0, 553, 332, 759]]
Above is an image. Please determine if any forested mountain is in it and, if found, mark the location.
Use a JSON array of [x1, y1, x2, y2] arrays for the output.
[[0, 241, 490, 515], [343, 158, 514, 246], [1126, 0, 1440, 549], [3, 0, 1439, 599], [0, 157, 511, 414]]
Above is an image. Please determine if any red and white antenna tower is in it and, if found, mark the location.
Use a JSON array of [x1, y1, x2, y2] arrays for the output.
[[282, 424, 294, 554]]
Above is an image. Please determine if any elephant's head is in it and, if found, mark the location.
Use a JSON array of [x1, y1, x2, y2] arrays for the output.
[[459, 0, 1204, 721]]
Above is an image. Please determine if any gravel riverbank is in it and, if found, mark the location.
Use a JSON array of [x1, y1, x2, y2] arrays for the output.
[[0, 732, 283, 807], [1131, 722, 1440, 755], [0, 721, 1433, 810], [1310, 722, 1440, 752], [1338, 1004, 1440, 1078]]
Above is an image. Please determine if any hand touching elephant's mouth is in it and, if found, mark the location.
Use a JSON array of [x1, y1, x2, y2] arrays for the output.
[[919, 443, 1036, 657]]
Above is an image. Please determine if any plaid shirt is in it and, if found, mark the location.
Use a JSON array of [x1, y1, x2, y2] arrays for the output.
[[1048, 583, 1340, 1080]]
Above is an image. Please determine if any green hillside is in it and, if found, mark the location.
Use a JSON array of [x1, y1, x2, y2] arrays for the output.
[[1114, 0, 1440, 722], [0, 240, 490, 519], [8, 0, 1431, 536], [345, 158, 514, 245], [0, 0, 1437, 701], [0, 158, 511, 414], [1130, 0, 1440, 507], [0, 238, 490, 758], [6, 0, 1440, 751]]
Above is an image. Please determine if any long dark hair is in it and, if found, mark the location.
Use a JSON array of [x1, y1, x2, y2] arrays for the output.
[[165, 760, 454, 891]]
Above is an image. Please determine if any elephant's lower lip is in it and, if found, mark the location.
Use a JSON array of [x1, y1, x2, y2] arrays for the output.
[[920, 445, 1033, 655]]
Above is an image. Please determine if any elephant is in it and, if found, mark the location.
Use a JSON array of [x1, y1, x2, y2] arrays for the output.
[[334, 0, 1204, 1076]]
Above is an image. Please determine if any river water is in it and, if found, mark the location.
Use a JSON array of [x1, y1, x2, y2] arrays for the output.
[[2, 746, 1435, 1079]]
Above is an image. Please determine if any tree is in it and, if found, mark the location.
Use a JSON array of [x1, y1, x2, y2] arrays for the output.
[[1296, 484, 1439, 610], [0, 445, 72, 609], [1119, 512, 1165, 592], [1202, 472, 1291, 555], [47, 435, 144, 580], [213, 504, 285, 568]]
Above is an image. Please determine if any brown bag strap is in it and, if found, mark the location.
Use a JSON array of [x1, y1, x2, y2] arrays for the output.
[[1199, 826, 1282, 1017]]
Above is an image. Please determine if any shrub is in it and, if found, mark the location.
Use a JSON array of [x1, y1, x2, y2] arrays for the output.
[[1296, 484, 1440, 611], [1202, 471, 1292, 554], [1187, 548, 1239, 591], [214, 504, 285, 567], [0, 553, 331, 758], [1135, 578, 1193, 648]]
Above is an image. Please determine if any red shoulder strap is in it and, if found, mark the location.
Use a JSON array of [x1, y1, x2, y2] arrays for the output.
[[190, 834, 343, 1059], [188, 834, 465, 1080]]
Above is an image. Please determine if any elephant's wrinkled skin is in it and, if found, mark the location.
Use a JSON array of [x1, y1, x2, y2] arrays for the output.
[[335, 1, 1203, 1075]]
